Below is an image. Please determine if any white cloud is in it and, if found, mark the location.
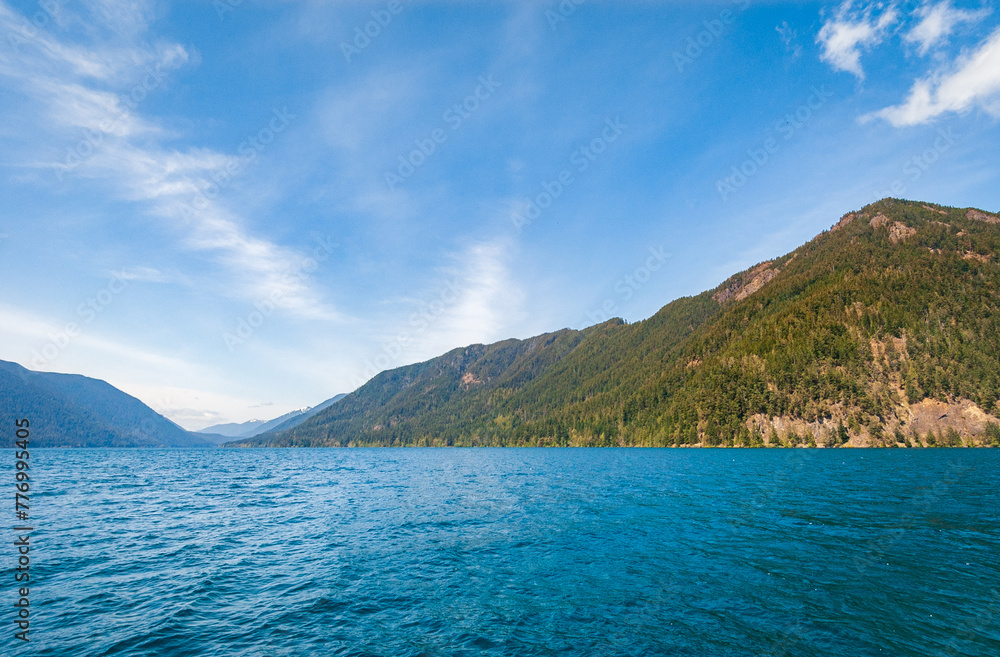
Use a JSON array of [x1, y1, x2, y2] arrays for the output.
[[81, 0, 158, 41], [116, 266, 190, 285], [433, 239, 527, 349], [32, 79, 161, 137], [118, 383, 289, 431], [319, 69, 422, 154], [868, 25, 1000, 126], [351, 238, 527, 385], [0, 2, 188, 83], [817, 1, 899, 79], [0, 0, 339, 322], [0, 302, 201, 373], [905, 1, 990, 56], [777, 21, 803, 58]]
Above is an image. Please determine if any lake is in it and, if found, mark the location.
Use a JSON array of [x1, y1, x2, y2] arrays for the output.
[[12, 448, 1000, 656]]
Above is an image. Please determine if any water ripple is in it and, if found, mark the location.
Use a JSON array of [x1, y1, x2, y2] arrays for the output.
[[9, 448, 1000, 656]]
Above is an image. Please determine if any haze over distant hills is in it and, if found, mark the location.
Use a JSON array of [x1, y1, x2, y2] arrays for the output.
[[199, 395, 346, 442], [0, 359, 213, 448], [0, 354, 345, 447], [230, 199, 1000, 449], [201, 413, 304, 439]]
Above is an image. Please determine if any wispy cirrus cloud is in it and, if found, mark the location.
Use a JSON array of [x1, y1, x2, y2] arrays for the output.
[[868, 25, 1000, 126], [432, 238, 527, 349], [117, 266, 184, 284], [340, 235, 528, 390], [776, 21, 803, 58], [904, 1, 991, 56], [0, 302, 196, 372], [0, 0, 339, 322], [817, 1, 899, 79]]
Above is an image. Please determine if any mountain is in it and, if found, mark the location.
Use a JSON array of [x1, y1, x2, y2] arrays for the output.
[[0, 359, 214, 447], [229, 199, 1000, 449], [201, 408, 308, 438], [200, 419, 271, 438], [201, 394, 347, 441], [195, 431, 243, 446], [261, 394, 347, 433]]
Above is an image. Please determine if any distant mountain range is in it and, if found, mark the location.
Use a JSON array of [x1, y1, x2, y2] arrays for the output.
[[229, 199, 1000, 449], [0, 359, 213, 448], [198, 394, 346, 442], [0, 355, 347, 448], [7, 199, 1000, 449]]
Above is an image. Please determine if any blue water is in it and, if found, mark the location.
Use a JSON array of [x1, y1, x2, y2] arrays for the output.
[[9, 448, 1000, 656]]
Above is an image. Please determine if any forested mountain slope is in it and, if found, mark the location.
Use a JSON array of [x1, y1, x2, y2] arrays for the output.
[[232, 199, 1000, 448], [0, 359, 213, 447]]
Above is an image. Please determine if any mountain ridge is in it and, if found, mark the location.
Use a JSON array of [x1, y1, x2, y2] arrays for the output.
[[229, 198, 1000, 449], [0, 359, 214, 448], [199, 394, 347, 440]]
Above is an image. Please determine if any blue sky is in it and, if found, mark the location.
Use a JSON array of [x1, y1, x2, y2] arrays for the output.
[[1, 0, 999, 429]]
